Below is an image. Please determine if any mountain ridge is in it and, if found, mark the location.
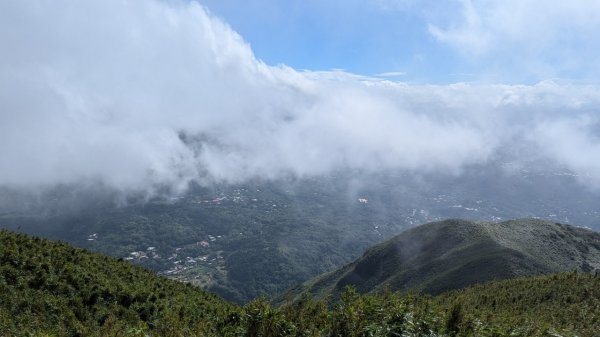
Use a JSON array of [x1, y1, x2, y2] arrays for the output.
[[283, 218, 600, 302]]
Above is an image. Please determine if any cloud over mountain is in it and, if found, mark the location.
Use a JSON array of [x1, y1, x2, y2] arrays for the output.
[[1, 0, 600, 194]]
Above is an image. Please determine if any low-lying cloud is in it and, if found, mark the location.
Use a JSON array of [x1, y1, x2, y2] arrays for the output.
[[1, 0, 600, 194]]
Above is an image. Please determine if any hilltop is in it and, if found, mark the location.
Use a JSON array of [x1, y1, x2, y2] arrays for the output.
[[284, 219, 600, 302]]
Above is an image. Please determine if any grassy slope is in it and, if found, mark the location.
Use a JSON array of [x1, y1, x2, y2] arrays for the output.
[[284, 219, 600, 302]]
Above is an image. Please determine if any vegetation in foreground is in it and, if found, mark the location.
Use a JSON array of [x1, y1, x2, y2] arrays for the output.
[[2, 229, 600, 336]]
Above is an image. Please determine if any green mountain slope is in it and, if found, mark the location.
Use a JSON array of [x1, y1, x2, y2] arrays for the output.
[[2, 228, 600, 336], [284, 219, 600, 302], [0, 229, 238, 336]]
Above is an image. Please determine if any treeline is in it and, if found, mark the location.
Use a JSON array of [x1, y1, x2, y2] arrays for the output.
[[1, 230, 599, 336]]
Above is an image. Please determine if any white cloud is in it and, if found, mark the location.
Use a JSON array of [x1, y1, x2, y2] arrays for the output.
[[532, 115, 600, 188], [428, 0, 600, 80], [1, 0, 600, 194], [375, 71, 406, 78]]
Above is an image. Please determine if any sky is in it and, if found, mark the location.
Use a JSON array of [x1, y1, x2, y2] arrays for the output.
[[198, 0, 600, 84], [1, 0, 600, 196]]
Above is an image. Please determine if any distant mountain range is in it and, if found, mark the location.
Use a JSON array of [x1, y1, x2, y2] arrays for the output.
[[283, 219, 600, 302]]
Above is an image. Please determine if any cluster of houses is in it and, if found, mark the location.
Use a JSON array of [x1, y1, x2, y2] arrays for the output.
[[196, 234, 222, 248], [125, 246, 160, 261], [124, 233, 226, 276], [162, 254, 217, 277], [186, 187, 266, 208], [193, 196, 228, 205]]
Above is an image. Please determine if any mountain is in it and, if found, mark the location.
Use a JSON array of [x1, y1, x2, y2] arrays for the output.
[[3, 164, 600, 304], [284, 219, 600, 302], [2, 228, 600, 336]]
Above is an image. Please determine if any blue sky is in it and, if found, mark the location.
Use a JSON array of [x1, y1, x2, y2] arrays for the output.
[[198, 0, 600, 84]]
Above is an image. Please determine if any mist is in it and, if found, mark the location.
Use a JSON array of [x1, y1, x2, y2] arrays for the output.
[[2, 0, 600, 196]]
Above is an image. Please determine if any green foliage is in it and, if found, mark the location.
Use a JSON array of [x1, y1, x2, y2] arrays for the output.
[[445, 303, 463, 336], [434, 272, 600, 337], [0, 229, 237, 336], [1, 230, 599, 336]]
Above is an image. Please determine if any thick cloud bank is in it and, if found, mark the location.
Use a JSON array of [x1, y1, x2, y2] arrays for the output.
[[1, 0, 600, 193]]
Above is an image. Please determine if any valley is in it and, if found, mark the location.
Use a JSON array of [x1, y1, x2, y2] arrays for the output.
[[1, 164, 600, 303]]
